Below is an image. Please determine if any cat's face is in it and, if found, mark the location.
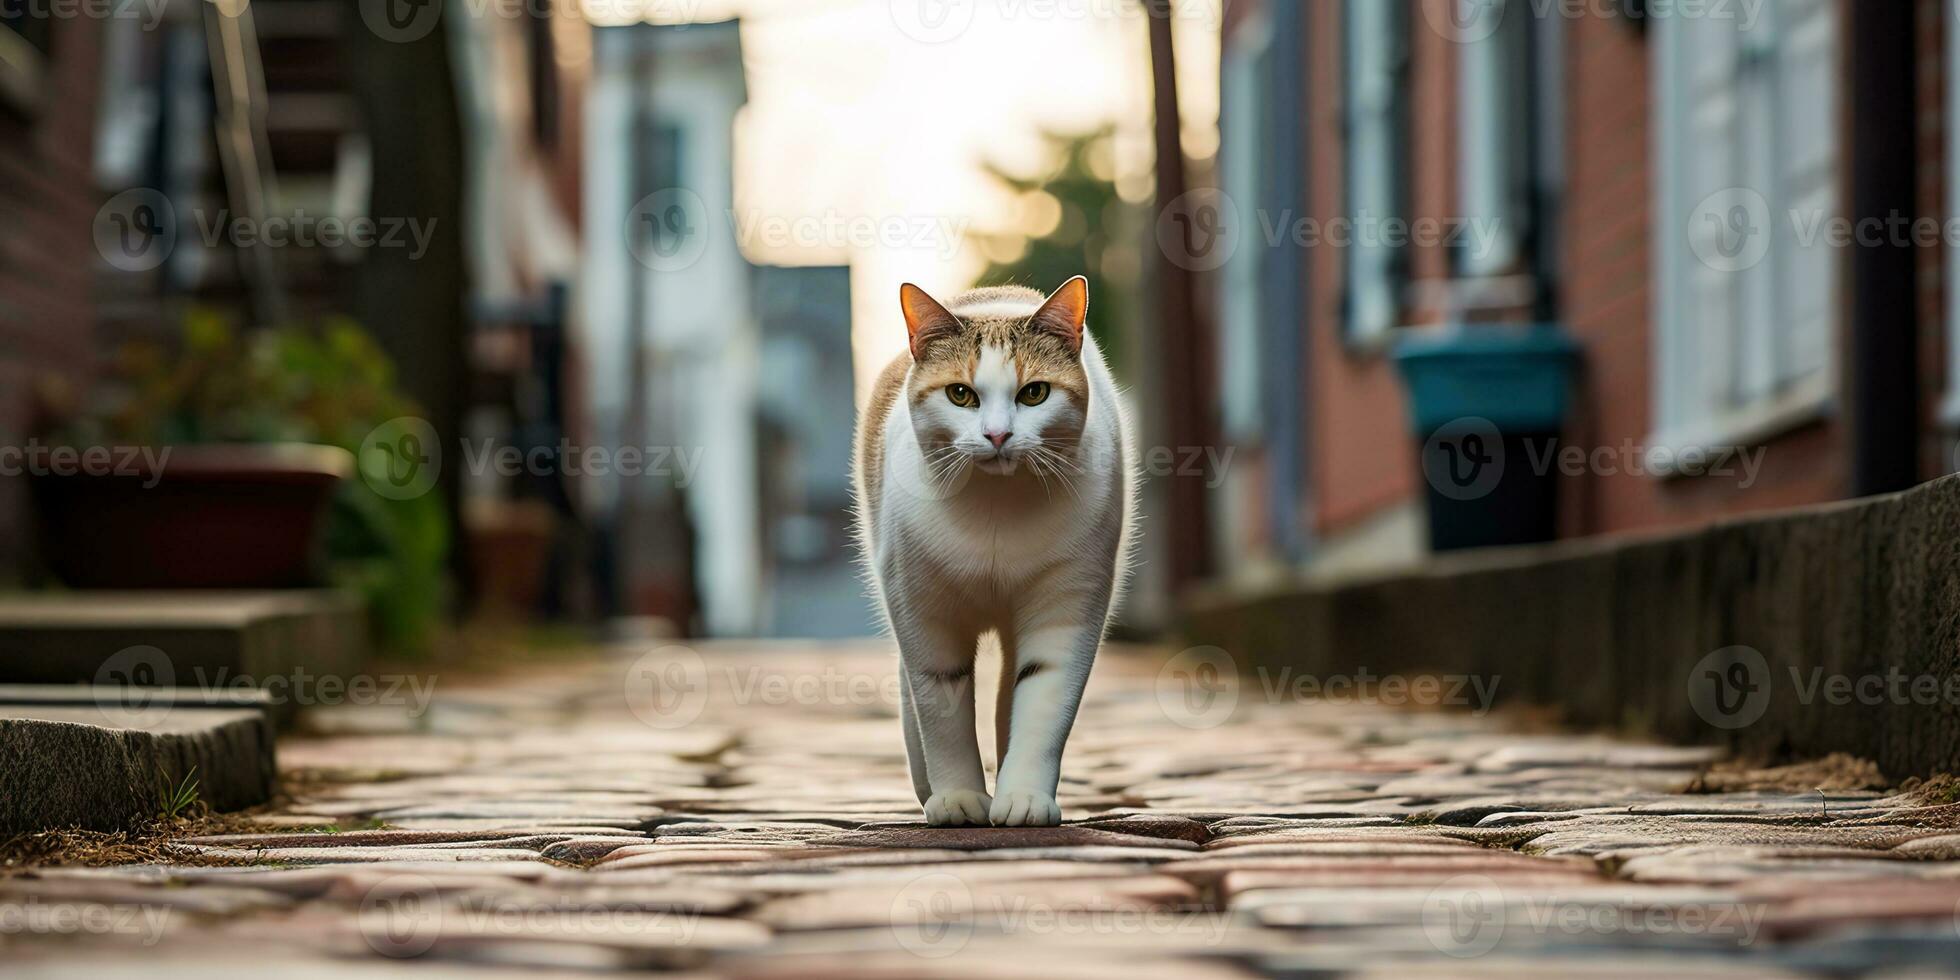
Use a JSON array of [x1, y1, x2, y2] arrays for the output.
[[900, 278, 1092, 478]]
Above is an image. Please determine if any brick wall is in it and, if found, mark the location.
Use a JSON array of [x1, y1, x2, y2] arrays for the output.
[[1296, 2, 1877, 545], [1555, 7, 1849, 537], [0, 18, 105, 583], [1304, 0, 1419, 534]]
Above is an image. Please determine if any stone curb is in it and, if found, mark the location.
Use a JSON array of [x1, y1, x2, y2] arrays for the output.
[[1180, 473, 1960, 779]]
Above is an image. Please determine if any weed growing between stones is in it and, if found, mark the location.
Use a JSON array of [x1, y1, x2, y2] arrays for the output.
[[0, 771, 339, 876], [157, 767, 201, 822]]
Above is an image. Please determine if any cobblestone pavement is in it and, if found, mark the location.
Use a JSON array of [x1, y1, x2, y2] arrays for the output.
[[10, 642, 1960, 978]]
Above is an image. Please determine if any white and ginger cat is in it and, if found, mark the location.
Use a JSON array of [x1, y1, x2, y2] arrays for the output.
[[853, 276, 1134, 827]]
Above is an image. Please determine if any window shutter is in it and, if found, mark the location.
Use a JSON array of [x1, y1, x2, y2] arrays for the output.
[[1459, 0, 1526, 277], [1773, 0, 1836, 389], [1220, 24, 1267, 439], [1345, 0, 1405, 339], [1677, 12, 1743, 421]]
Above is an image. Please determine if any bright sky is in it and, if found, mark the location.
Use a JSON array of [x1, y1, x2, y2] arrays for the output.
[[627, 0, 1222, 397]]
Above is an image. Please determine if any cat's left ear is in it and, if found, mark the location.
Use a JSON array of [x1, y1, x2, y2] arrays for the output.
[[1031, 276, 1089, 355]]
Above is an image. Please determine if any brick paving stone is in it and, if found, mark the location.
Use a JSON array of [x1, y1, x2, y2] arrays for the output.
[[752, 872, 1199, 931], [12, 641, 1960, 976], [1890, 833, 1960, 859], [801, 826, 1203, 852], [163, 844, 550, 865]]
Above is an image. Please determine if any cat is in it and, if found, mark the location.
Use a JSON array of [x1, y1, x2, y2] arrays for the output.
[[853, 276, 1134, 826]]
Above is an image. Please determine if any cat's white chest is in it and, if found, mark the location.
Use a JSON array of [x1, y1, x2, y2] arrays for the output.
[[877, 413, 1111, 585]]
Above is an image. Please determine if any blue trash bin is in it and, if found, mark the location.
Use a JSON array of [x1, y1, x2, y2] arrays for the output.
[[1393, 326, 1580, 551]]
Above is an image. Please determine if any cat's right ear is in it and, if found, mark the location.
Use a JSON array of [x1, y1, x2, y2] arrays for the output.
[[900, 283, 961, 360]]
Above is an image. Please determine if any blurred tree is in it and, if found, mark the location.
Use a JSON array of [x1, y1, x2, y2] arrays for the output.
[[968, 127, 1143, 377]]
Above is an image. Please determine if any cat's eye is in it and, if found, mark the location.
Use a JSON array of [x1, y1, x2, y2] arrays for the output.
[[945, 384, 978, 408], [1017, 382, 1050, 406]]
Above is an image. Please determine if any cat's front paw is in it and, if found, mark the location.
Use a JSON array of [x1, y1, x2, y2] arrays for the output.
[[923, 789, 993, 826], [989, 791, 1062, 827]]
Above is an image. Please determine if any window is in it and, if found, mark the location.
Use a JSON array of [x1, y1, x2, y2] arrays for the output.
[[1342, 0, 1409, 342], [1652, 0, 1836, 459], [1219, 12, 1270, 440], [1457, 0, 1531, 278]]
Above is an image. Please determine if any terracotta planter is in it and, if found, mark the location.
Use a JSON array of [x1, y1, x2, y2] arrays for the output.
[[31, 443, 354, 589]]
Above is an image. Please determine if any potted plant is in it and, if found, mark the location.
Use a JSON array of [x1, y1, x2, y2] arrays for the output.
[[33, 311, 448, 653]]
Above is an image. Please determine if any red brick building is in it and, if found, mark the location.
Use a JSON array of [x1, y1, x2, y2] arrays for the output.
[[1, 10, 106, 581], [1211, 0, 1942, 579]]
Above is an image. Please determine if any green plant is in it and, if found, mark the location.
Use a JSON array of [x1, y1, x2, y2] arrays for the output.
[[967, 126, 1144, 377], [58, 311, 449, 655], [158, 767, 200, 821]]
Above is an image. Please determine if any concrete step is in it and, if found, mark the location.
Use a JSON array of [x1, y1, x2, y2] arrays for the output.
[[0, 590, 366, 727], [0, 702, 276, 832]]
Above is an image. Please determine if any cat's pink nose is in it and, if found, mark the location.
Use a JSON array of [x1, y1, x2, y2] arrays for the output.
[[986, 431, 1011, 450]]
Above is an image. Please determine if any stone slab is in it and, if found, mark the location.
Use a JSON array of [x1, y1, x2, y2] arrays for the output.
[[0, 704, 276, 831], [1180, 474, 1960, 780], [0, 591, 366, 728]]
